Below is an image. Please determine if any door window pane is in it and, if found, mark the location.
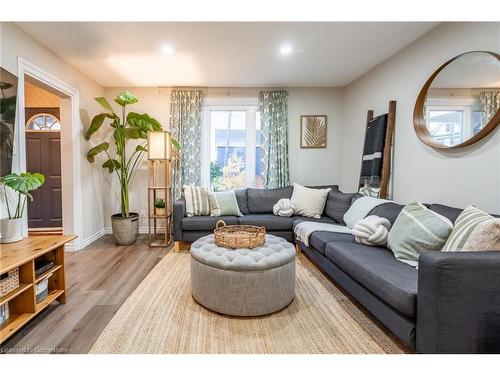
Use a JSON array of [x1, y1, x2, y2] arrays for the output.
[[209, 111, 246, 191]]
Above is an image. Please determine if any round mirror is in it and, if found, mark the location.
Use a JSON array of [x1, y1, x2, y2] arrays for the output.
[[414, 51, 500, 149]]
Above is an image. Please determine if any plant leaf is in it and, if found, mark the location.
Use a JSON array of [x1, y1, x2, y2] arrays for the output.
[[124, 128, 141, 139], [171, 137, 181, 150], [86, 142, 109, 162], [114, 91, 138, 106], [135, 145, 147, 153], [102, 159, 121, 173], [0, 172, 45, 195], [95, 97, 115, 114], [85, 114, 106, 140]]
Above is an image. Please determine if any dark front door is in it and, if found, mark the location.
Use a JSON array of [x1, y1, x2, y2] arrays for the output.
[[26, 131, 62, 228]]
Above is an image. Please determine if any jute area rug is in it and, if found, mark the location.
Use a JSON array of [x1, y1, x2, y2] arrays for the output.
[[90, 252, 410, 354]]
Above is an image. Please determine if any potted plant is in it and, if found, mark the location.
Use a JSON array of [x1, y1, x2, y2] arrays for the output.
[[84, 91, 178, 245], [0, 172, 45, 243], [154, 198, 166, 216]]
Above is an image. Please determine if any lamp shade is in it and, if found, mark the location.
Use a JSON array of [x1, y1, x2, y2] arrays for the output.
[[148, 131, 171, 160]]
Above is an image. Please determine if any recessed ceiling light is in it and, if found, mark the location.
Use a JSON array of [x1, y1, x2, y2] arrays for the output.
[[161, 43, 175, 55], [279, 44, 293, 56]]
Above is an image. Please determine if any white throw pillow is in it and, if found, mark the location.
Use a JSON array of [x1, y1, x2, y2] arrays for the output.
[[290, 183, 331, 218]]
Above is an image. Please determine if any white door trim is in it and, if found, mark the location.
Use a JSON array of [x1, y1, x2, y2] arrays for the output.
[[16, 57, 83, 250]]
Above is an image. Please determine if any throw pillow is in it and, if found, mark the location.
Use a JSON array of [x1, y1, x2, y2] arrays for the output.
[[442, 205, 500, 251], [387, 202, 453, 267], [208, 190, 243, 217], [324, 190, 362, 224], [273, 198, 295, 217], [290, 183, 331, 218], [183, 185, 211, 217]]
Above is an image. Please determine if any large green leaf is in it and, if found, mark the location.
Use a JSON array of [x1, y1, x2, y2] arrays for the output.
[[102, 159, 121, 173], [114, 91, 138, 106], [0, 172, 45, 195], [171, 137, 181, 150], [127, 112, 162, 139], [85, 114, 105, 140], [124, 128, 141, 139], [135, 145, 147, 153], [95, 97, 115, 114], [86, 142, 109, 162]]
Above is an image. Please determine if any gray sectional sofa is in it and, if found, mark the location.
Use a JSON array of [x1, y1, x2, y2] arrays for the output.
[[173, 186, 500, 354]]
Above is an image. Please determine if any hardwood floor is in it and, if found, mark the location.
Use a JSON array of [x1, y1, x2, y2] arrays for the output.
[[1, 235, 170, 354]]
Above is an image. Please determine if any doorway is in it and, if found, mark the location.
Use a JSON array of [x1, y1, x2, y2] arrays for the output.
[[24, 80, 63, 233]]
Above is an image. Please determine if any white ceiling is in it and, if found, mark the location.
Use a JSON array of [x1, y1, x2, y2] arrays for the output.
[[17, 22, 438, 87]]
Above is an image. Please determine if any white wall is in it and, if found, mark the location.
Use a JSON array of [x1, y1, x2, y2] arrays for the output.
[[0, 22, 106, 246], [342, 22, 500, 213], [102, 87, 344, 227]]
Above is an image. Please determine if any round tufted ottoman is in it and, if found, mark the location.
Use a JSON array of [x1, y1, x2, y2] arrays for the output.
[[190, 234, 296, 316]]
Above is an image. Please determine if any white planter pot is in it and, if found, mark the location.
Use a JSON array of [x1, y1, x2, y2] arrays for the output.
[[0, 218, 24, 243]]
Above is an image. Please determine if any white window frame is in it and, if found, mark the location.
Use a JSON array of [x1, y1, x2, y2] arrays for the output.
[[201, 97, 259, 189]]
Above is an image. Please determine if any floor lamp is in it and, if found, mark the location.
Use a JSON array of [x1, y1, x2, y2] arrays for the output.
[[147, 131, 172, 247]]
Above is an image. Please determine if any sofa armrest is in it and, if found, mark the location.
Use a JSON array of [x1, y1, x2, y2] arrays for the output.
[[417, 251, 500, 353], [173, 197, 186, 241]]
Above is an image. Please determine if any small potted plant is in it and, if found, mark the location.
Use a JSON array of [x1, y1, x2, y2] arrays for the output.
[[0, 172, 45, 243], [154, 198, 166, 216]]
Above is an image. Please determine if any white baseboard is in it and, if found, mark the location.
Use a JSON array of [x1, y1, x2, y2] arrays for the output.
[[65, 228, 105, 252]]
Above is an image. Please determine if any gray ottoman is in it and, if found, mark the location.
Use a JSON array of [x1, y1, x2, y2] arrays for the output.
[[190, 234, 296, 316]]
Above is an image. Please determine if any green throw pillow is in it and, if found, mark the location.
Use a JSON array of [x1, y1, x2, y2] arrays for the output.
[[208, 191, 243, 217], [387, 202, 453, 267]]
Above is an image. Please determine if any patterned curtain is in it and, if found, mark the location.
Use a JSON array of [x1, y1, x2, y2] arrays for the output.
[[170, 89, 204, 200], [479, 91, 500, 124], [259, 90, 290, 188]]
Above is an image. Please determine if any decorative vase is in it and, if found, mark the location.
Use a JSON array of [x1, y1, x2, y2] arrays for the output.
[[155, 207, 166, 216], [0, 218, 23, 243], [111, 213, 139, 245]]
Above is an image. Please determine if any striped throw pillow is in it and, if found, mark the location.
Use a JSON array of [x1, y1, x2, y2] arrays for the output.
[[443, 206, 500, 251], [388, 202, 453, 267], [183, 186, 211, 217]]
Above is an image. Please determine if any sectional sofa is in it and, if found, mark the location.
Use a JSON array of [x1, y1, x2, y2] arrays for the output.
[[173, 186, 500, 354]]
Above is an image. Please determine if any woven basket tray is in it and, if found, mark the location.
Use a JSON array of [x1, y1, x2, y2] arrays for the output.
[[214, 220, 266, 249]]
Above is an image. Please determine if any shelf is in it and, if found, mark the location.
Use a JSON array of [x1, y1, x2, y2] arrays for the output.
[[0, 313, 32, 343], [148, 186, 172, 190], [0, 284, 33, 305], [0, 290, 64, 343], [35, 264, 62, 283], [35, 290, 64, 312], [149, 214, 172, 219]]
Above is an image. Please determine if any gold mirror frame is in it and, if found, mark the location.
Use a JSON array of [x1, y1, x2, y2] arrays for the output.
[[413, 51, 500, 150]]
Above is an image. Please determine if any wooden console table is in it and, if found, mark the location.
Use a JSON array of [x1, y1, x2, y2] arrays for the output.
[[0, 235, 75, 344]]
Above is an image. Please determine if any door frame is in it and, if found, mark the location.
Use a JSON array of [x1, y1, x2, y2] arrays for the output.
[[16, 57, 83, 250]]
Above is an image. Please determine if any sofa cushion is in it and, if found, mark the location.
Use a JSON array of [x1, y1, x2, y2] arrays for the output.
[[239, 214, 293, 231], [324, 190, 362, 224], [429, 203, 463, 223], [292, 215, 337, 229], [247, 186, 293, 213], [325, 242, 418, 318], [368, 202, 405, 225], [182, 216, 239, 231], [309, 231, 356, 254], [291, 183, 331, 218], [234, 189, 249, 215]]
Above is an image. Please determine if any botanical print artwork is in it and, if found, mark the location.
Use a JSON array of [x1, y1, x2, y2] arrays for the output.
[[301, 115, 327, 148]]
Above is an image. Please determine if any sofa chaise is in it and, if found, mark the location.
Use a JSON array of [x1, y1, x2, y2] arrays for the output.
[[173, 186, 500, 353]]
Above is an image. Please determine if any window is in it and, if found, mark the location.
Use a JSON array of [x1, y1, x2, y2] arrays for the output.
[[26, 113, 60, 131], [425, 101, 482, 146], [202, 99, 262, 190]]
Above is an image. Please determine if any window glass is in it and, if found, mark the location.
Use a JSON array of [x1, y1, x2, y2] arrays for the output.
[[26, 114, 61, 131], [428, 110, 463, 146]]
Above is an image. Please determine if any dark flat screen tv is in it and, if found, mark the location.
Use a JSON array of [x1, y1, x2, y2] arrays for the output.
[[0, 66, 18, 176]]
